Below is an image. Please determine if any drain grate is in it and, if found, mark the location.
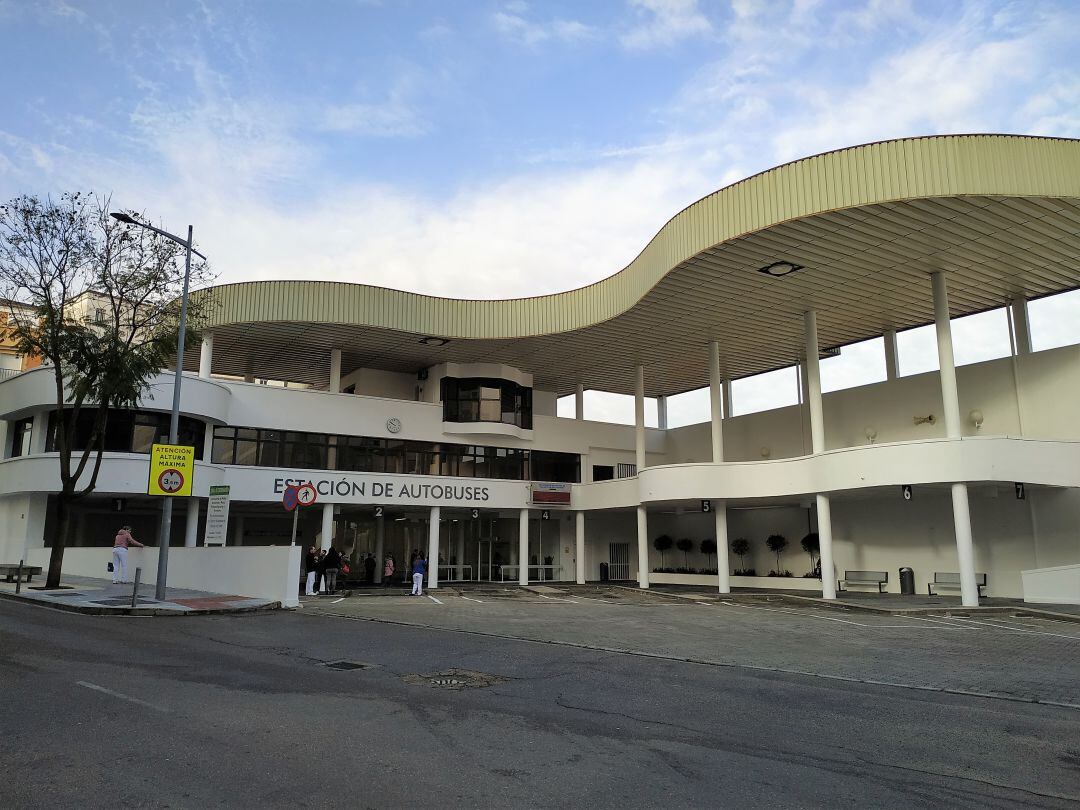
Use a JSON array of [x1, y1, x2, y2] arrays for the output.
[[323, 660, 370, 671], [404, 668, 508, 690]]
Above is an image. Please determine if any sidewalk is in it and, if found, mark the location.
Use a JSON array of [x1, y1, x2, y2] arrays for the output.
[[0, 574, 280, 616]]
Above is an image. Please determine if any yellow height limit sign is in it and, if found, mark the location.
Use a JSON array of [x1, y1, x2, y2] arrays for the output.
[[147, 443, 195, 497]]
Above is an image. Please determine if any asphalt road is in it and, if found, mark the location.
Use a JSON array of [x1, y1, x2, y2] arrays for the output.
[[1, 598, 1079, 809]]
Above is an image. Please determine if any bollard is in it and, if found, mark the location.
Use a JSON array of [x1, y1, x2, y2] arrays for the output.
[[130, 567, 142, 608], [15, 558, 23, 595]]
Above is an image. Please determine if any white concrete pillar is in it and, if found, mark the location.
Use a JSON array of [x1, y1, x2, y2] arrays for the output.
[[374, 513, 385, 584], [455, 521, 466, 580], [1011, 297, 1032, 356], [715, 504, 730, 594], [575, 511, 586, 584], [951, 483, 979, 607], [656, 395, 668, 430], [803, 311, 826, 453], [0, 419, 8, 459], [320, 503, 333, 551], [816, 494, 837, 599], [798, 360, 809, 406], [636, 505, 649, 589], [427, 506, 440, 589], [804, 310, 835, 600], [932, 272, 979, 606], [232, 514, 245, 547], [30, 411, 48, 454], [709, 341, 724, 463], [198, 333, 213, 379], [202, 422, 215, 462], [634, 365, 645, 472], [329, 348, 342, 393], [575, 384, 584, 420], [883, 329, 899, 381], [184, 498, 200, 548], [722, 379, 733, 419], [932, 272, 962, 439], [518, 508, 529, 585]]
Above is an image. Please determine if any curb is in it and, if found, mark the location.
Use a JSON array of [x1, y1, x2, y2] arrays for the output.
[[0, 589, 286, 617]]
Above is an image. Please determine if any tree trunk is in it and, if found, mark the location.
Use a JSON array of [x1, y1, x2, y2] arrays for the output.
[[45, 494, 72, 589]]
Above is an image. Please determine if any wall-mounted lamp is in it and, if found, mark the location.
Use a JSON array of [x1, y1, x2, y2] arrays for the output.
[[760, 446, 771, 459], [969, 409, 984, 431], [913, 414, 937, 426], [864, 426, 878, 444]]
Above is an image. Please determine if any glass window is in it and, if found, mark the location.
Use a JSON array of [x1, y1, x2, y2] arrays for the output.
[[10, 418, 33, 457], [531, 451, 580, 483], [441, 377, 533, 429]]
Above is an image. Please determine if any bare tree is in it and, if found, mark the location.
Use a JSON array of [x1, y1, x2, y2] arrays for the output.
[[0, 193, 213, 588]]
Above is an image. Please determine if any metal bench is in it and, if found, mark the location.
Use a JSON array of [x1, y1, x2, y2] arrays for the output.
[[838, 570, 888, 593], [0, 563, 43, 583], [929, 572, 987, 597]]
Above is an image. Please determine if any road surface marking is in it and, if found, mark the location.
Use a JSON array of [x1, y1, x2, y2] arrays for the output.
[[459, 595, 484, 603], [949, 616, 1080, 641], [76, 681, 168, 713], [535, 593, 579, 603], [427, 595, 443, 604], [718, 601, 963, 630], [331, 598, 344, 604]]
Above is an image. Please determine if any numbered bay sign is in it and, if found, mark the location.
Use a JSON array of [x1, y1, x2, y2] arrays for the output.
[[701, 499, 712, 513], [902, 484, 913, 501]]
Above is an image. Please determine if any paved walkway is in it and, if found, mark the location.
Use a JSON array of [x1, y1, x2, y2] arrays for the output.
[[0, 574, 277, 615]]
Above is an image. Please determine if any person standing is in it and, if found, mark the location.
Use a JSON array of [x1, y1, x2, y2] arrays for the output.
[[323, 545, 342, 595], [383, 554, 395, 587], [112, 526, 144, 584], [315, 549, 327, 594], [364, 552, 376, 584], [411, 553, 427, 597], [304, 545, 318, 596]]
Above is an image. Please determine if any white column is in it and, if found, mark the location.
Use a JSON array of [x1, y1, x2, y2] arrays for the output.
[[804, 310, 836, 599], [198, 333, 213, 379], [815, 494, 837, 599], [232, 514, 245, 547], [575, 384, 584, 420], [798, 360, 809, 405], [455, 521, 466, 580], [932, 272, 979, 606], [883, 329, 899, 381], [202, 422, 215, 462], [30, 411, 48, 453], [329, 348, 342, 393], [722, 379, 733, 419], [184, 498, 200, 548], [634, 365, 645, 471], [575, 511, 586, 584], [320, 503, 333, 551], [656, 396, 668, 430], [709, 341, 724, 463], [1011, 297, 1032, 356], [427, 506, 440, 589], [518, 508, 529, 585], [803, 311, 826, 453], [374, 514, 385, 584], [0, 418, 8, 459], [636, 505, 649, 589], [715, 504, 730, 594]]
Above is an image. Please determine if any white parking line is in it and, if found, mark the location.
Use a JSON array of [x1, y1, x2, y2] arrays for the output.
[[76, 681, 168, 713], [459, 595, 484, 603], [535, 593, 579, 604], [717, 601, 965, 630], [427, 595, 443, 604], [331, 598, 344, 604], [949, 616, 1080, 641]]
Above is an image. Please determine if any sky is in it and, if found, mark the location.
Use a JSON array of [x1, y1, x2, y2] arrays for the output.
[[1, 0, 1078, 426]]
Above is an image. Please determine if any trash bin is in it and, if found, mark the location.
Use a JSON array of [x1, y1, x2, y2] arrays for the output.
[[599, 562, 609, 582], [899, 567, 915, 595]]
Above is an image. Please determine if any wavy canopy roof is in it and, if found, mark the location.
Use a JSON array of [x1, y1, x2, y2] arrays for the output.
[[193, 134, 1080, 396]]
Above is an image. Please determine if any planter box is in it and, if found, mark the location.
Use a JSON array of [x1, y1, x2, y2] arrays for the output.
[[650, 572, 823, 592]]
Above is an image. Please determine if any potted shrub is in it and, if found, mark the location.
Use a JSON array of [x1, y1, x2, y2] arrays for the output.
[[731, 537, 751, 574], [700, 538, 717, 568], [800, 532, 820, 577], [653, 534, 673, 568], [766, 533, 788, 576], [676, 538, 694, 568]]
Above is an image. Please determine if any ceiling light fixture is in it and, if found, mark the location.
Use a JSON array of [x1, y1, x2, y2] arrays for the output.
[[758, 260, 804, 277], [419, 336, 449, 347]]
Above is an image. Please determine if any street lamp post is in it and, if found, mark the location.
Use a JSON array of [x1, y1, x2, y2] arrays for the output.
[[111, 212, 206, 601]]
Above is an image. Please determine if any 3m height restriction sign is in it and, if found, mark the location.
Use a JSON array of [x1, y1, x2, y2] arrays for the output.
[[147, 443, 195, 497]]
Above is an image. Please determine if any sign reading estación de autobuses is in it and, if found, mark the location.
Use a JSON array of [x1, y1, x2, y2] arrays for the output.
[[224, 469, 533, 508], [147, 443, 195, 497]]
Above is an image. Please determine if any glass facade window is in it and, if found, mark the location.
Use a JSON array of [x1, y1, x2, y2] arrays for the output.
[[442, 377, 533, 429], [210, 425, 579, 482], [9, 417, 33, 457], [45, 409, 205, 459]]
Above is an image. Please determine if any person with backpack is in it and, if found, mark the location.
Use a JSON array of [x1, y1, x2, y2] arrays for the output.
[[411, 553, 427, 596]]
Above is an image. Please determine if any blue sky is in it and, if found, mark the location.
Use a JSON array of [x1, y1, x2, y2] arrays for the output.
[[1, 0, 1078, 423]]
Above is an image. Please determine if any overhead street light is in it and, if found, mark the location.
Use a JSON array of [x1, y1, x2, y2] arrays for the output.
[[110, 211, 204, 601]]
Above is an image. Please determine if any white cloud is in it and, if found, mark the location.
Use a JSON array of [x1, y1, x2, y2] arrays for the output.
[[492, 4, 595, 46], [621, 0, 712, 50], [319, 101, 428, 137]]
